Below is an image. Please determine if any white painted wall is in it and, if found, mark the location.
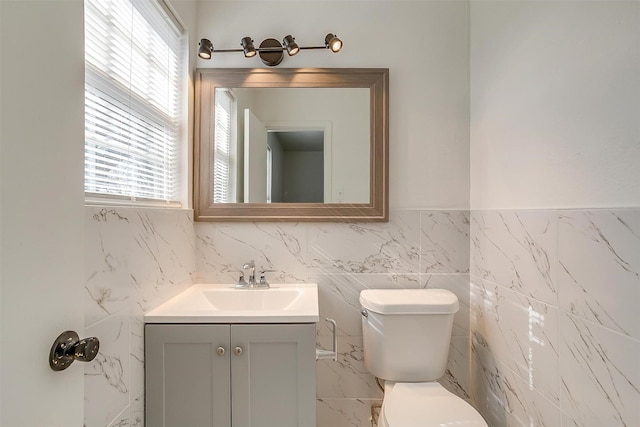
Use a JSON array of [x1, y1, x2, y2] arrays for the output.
[[470, 0, 640, 209], [196, 0, 470, 209], [1, 1, 85, 425], [469, 3, 640, 425]]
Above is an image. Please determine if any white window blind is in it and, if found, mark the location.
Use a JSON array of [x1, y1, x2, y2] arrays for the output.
[[84, 0, 184, 204], [213, 90, 235, 203]]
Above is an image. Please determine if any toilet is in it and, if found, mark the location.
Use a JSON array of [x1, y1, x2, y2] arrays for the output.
[[360, 288, 487, 427]]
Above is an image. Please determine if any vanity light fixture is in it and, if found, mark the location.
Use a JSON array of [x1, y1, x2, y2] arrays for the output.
[[197, 38, 214, 60], [197, 33, 343, 66], [282, 35, 300, 56], [241, 37, 256, 58], [325, 33, 342, 53]]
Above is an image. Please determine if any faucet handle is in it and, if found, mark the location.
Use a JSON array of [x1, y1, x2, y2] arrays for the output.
[[257, 269, 276, 287], [231, 269, 248, 288]]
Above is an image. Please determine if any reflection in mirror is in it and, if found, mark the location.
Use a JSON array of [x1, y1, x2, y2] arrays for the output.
[[267, 130, 324, 203], [194, 68, 388, 222], [213, 88, 370, 204]]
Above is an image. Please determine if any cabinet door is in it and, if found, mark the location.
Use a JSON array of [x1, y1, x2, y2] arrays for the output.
[[231, 324, 316, 427], [146, 324, 232, 427]]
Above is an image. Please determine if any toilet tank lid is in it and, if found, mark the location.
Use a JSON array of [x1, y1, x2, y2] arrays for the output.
[[359, 289, 459, 314]]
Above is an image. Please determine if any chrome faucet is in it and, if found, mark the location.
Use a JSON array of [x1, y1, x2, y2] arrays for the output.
[[243, 260, 256, 287], [235, 260, 273, 289]]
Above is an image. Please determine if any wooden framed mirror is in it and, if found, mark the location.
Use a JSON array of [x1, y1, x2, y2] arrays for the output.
[[194, 68, 388, 222]]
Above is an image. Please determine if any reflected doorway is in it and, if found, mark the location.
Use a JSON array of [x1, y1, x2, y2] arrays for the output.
[[267, 130, 324, 203]]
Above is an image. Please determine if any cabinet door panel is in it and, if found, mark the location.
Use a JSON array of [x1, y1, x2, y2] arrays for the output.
[[146, 324, 231, 427], [231, 324, 316, 427]]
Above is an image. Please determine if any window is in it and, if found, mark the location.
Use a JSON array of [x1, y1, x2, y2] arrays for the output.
[[212, 89, 237, 203], [84, 0, 184, 205]]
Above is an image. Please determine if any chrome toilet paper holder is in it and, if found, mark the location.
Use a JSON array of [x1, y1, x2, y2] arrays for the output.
[[315, 318, 338, 362]]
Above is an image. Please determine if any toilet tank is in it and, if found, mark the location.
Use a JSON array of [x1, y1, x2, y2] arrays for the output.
[[360, 289, 458, 382]]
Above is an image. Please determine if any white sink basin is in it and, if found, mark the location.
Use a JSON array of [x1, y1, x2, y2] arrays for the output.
[[144, 283, 319, 323], [203, 288, 301, 311]]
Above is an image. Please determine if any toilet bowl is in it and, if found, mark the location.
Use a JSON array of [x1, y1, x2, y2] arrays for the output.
[[360, 289, 487, 427], [378, 382, 487, 427]]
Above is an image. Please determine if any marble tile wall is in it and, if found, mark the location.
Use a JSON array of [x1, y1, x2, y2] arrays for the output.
[[85, 206, 639, 427], [83, 207, 470, 426], [194, 209, 472, 427], [470, 209, 640, 427], [84, 207, 196, 427]]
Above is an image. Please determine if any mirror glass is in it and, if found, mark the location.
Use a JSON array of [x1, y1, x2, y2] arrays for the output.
[[194, 68, 388, 222], [213, 87, 370, 204]]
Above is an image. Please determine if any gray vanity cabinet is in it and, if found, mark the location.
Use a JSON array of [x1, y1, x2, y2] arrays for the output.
[[145, 323, 316, 427]]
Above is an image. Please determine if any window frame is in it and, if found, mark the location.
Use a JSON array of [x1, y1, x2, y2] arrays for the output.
[[83, 0, 187, 208]]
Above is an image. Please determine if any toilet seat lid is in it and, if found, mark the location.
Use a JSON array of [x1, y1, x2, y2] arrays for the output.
[[384, 382, 487, 427]]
